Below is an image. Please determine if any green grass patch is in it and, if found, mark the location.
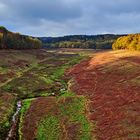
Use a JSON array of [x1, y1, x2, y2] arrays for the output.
[[50, 66, 67, 81], [37, 96, 93, 140], [66, 55, 84, 66], [59, 91, 75, 98], [2, 84, 12, 92], [39, 76, 54, 84], [37, 116, 60, 140], [59, 96, 92, 140]]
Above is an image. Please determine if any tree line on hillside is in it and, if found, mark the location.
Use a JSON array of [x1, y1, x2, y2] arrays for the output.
[[39, 35, 123, 49], [0, 26, 42, 49], [112, 34, 140, 51]]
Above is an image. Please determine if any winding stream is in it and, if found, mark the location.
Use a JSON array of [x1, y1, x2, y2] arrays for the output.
[[6, 101, 22, 140]]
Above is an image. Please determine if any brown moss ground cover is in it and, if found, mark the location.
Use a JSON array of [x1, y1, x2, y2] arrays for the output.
[[66, 50, 140, 139]]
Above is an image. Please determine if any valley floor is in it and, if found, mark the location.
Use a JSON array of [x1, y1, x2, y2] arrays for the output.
[[0, 49, 139, 140]]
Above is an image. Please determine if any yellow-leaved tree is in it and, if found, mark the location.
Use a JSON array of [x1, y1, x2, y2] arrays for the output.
[[112, 34, 140, 51]]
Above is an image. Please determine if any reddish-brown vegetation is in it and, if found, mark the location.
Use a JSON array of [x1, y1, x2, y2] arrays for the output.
[[21, 96, 91, 140], [66, 51, 140, 139]]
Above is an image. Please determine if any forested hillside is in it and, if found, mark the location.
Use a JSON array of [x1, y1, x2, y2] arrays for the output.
[[0, 26, 126, 50], [112, 34, 140, 50], [0, 26, 42, 49], [39, 34, 123, 49]]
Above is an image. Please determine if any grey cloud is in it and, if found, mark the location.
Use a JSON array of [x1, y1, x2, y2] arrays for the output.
[[1, 0, 82, 22], [0, 0, 140, 36]]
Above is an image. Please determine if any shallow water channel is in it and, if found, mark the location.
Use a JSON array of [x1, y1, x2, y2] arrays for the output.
[[6, 101, 22, 140]]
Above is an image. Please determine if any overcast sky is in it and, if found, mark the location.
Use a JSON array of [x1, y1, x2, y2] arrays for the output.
[[0, 0, 140, 37]]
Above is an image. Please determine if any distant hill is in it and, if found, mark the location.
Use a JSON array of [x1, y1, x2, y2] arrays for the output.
[[0, 26, 42, 49], [0, 26, 126, 50], [38, 34, 124, 49], [112, 34, 140, 51]]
